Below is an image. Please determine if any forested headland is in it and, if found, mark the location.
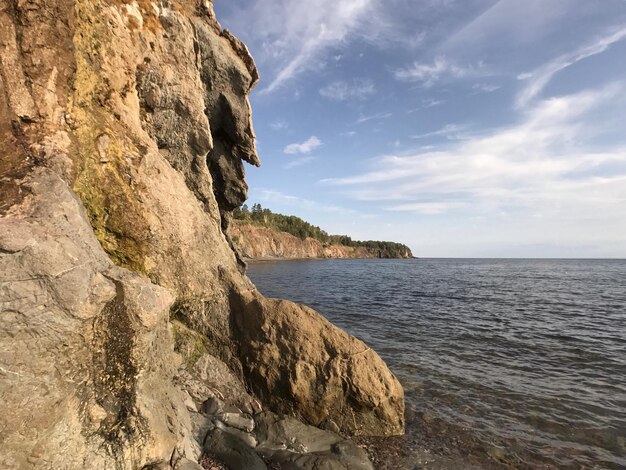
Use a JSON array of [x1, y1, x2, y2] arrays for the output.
[[233, 204, 413, 259]]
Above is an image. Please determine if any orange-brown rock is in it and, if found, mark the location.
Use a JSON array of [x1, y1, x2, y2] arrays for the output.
[[230, 220, 413, 259], [229, 222, 370, 259], [230, 289, 405, 437]]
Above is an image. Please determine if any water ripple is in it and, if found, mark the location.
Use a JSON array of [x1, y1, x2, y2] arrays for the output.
[[248, 258, 626, 468]]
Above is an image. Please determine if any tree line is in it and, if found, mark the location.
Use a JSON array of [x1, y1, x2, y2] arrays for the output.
[[233, 203, 412, 258]]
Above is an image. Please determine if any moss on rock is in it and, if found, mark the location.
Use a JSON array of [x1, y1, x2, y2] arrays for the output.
[[172, 320, 211, 369], [70, 0, 151, 274]]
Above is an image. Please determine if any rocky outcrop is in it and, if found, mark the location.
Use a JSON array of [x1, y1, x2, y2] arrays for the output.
[[196, 401, 374, 470], [231, 292, 405, 437], [0, 169, 190, 469], [0, 1, 404, 469], [230, 221, 413, 259]]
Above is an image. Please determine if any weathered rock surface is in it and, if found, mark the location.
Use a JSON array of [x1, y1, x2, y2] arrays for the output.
[[230, 220, 413, 259], [230, 221, 376, 259], [0, 0, 404, 468], [200, 401, 374, 470], [231, 291, 405, 437], [0, 170, 191, 468], [254, 411, 374, 470], [203, 428, 267, 470], [175, 458, 205, 470]]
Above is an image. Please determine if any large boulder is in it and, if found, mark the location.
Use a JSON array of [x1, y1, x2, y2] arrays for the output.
[[231, 290, 405, 437]]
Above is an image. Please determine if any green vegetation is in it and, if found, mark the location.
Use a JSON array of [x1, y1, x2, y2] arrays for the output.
[[171, 320, 210, 369], [233, 203, 412, 258]]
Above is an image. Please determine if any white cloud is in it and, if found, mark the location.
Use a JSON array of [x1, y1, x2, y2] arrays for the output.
[[407, 98, 445, 113], [284, 136, 322, 154], [319, 78, 376, 101], [411, 123, 469, 140], [257, 189, 357, 216], [243, 0, 379, 93], [388, 202, 467, 215], [218, 0, 460, 93], [270, 119, 288, 131], [322, 84, 626, 222], [472, 83, 501, 93], [356, 112, 392, 124], [340, 131, 358, 137], [516, 25, 626, 108], [394, 56, 483, 86], [442, 0, 571, 51], [285, 156, 315, 169]]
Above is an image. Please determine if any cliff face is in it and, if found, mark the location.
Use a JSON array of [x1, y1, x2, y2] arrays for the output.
[[230, 221, 414, 260], [230, 222, 380, 259], [0, 2, 404, 469]]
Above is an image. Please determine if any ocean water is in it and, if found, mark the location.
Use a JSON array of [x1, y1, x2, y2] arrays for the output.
[[247, 258, 626, 468]]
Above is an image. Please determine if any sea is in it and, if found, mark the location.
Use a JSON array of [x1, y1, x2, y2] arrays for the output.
[[247, 258, 626, 469]]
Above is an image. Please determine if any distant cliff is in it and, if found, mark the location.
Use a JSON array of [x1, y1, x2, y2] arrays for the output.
[[230, 220, 413, 260]]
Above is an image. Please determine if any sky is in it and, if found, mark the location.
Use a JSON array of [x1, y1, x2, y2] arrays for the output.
[[214, 0, 626, 258]]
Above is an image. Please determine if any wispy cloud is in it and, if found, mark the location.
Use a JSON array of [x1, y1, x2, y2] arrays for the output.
[[270, 119, 289, 131], [516, 25, 626, 108], [472, 83, 501, 93], [394, 56, 484, 86], [322, 84, 626, 219], [407, 98, 445, 113], [218, 0, 447, 93], [356, 112, 392, 124], [441, 0, 571, 51], [257, 189, 358, 216], [284, 136, 322, 154], [388, 201, 467, 215], [285, 156, 315, 169], [244, 0, 379, 93], [319, 78, 376, 101], [411, 123, 469, 140]]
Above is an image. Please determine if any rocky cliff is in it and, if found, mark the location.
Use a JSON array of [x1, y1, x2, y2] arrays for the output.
[[0, 1, 404, 469], [230, 221, 413, 260]]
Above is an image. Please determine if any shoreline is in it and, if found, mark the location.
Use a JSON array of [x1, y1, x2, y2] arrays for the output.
[[245, 256, 417, 262], [245, 259, 624, 469], [354, 404, 551, 470], [230, 220, 413, 260]]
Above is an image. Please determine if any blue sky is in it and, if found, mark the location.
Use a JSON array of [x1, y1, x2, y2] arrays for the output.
[[215, 0, 626, 258]]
